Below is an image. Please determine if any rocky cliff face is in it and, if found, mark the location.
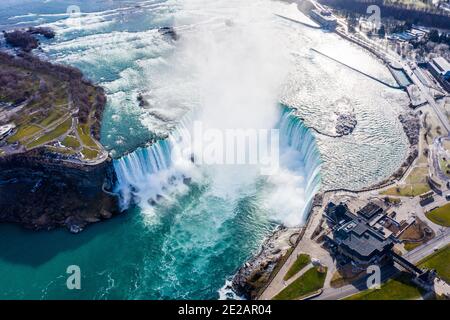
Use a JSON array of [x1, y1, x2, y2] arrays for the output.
[[0, 150, 120, 232]]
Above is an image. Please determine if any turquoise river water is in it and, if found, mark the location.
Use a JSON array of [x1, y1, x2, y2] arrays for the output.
[[0, 0, 409, 299]]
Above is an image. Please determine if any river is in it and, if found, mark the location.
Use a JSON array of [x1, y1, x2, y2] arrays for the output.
[[0, 0, 408, 299]]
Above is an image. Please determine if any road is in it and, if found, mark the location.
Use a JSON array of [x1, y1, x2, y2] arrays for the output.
[[314, 229, 450, 300], [309, 0, 450, 133], [403, 62, 450, 134]]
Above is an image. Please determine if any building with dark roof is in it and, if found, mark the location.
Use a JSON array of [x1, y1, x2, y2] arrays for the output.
[[357, 202, 383, 221], [325, 202, 394, 267], [332, 218, 394, 266], [310, 9, 337, 30], [324, 202, 435, 286], [428, 57, 450, 92]]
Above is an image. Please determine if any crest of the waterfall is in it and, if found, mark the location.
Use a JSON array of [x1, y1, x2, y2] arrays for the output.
[[261, 106, 322, 227], [113, 115, 199, 212], [278, 106, 322, 195]]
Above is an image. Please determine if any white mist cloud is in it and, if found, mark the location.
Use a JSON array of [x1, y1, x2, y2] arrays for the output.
[[174, 0, 290, 131], [116, 0, 318, 227]]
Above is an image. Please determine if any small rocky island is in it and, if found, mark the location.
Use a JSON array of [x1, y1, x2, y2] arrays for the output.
[[3, 27, 55, 52], [0, 29, 119, 233], [335, 112, 357, 136]]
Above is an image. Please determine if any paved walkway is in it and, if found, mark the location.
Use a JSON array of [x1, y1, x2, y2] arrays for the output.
[[259, 206, 336, 300]]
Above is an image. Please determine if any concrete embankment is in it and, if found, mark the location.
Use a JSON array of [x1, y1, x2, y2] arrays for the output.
[[310, 48, 404, 89], [274, 14, 321, 29]]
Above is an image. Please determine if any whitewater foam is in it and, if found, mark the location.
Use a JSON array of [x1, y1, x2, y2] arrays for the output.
[[111, 0, 322, 228]]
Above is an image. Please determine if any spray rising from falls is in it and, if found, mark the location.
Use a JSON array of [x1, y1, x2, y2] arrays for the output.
[[261, 106, 322, 226], [113, 107, 322, 226], [112, 0, 322, 227]]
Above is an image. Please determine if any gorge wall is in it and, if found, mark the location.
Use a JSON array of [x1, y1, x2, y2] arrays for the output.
[[0, 150, 119, 233]]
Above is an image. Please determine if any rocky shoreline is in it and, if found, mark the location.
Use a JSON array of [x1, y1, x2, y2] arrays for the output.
[[231, 226, 301, 299], [399, 112, 420, 145], [306, 111, 357, 138]]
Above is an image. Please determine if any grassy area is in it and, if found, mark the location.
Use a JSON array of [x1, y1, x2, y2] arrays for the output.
[[330, 269, 365, 288], [0, 54, 104, 162], [38, 108, 67, 127], [381, 167, 430, 197], [77, 124, 98, 148], [7, 125, 41, 143], [45, 146, 76, 155], [283, 254, 311, 281], [382, 184, 430, 197], [344, 272, 424, 300], [81, 147, 99, 160], [438, 156, 450, 178], [418, 245, 450, 283], [62, 135, 80, 149], [425, 203, 450, 227], [404, 242, 421, 251], [26, 118, 72, 149], [273, 266, 327, 300]]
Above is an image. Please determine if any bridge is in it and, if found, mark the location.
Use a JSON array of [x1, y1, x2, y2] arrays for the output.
[[310, 48, 404, 90], [392, 252, 424, 276]]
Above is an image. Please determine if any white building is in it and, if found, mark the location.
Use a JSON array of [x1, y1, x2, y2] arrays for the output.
[[429, 57, 450, 80], [428, 57, 450, 92], [0, 123, 15, 140]]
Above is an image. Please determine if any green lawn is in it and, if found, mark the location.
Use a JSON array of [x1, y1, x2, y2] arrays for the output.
[[344, 272, 424, 300], [39, 109, 67, 127], [81, 147, 99, 160], [62, 135, 81, 149], [382, 184, 430, 197], [46, 146, 76, 155], [381, 167, 430, 197], [404, 242, 421, 251], [273, 266, 327, 300], [426, 204, 450, 227], [26, 118, 72, 149], [7, 125, 42, 143], [77, 124, 98, 148], [418, 245, 450, 283], [284, 254, 311, 281]]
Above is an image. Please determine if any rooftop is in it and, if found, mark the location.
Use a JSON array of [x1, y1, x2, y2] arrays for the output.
[[430, 57, 450, 79], [357, 202, 383, 221], [336, 217, 392, 258], [433, 57, 450, 72], [326, 202, 394, 261], [0, 123, 15, 138]]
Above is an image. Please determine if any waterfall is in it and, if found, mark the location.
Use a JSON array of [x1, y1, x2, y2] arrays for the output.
[[279, 107, 322, 180], [113, 107, 322, 225], [276, 105, 322, 221], [113, 118, 195, 210]]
